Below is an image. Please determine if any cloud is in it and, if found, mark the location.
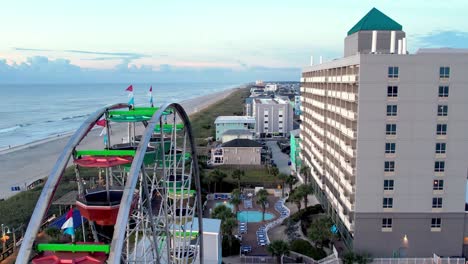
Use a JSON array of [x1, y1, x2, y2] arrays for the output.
[[412, 30, 468, 49], [14, 47, 53, 52], [0, 55, 300, 83]]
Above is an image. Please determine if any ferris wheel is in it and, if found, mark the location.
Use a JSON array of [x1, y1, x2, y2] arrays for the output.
[[16, 103, 204, 264]]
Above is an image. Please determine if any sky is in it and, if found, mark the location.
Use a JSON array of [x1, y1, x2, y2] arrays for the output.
[[1, 0, 468, 83]]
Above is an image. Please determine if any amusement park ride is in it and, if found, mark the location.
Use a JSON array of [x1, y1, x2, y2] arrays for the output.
[[15, 102, 204, 264]]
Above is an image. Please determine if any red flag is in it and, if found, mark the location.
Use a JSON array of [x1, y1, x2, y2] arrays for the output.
[[66, 207, 73, 219], [96, 119, 106, 127], [149, 86, 152, 92], [125, 85, 133, 92]]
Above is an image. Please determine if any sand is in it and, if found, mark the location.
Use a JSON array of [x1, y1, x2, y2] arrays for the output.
[[0, 87, 239, 199]]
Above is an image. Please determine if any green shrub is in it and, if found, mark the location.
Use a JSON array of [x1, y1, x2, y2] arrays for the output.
[[289, 204, 323, 222], [290, 239, 327, 260]]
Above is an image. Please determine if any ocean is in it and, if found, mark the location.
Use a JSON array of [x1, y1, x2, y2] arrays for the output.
[[0, 82, 239, 149]]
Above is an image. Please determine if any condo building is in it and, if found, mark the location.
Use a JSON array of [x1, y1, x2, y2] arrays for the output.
[[253, 97, 294, 137], [299, 8, 468, 257]]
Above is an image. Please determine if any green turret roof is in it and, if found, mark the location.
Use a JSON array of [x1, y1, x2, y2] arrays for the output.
[[347, 8, 402, 36]]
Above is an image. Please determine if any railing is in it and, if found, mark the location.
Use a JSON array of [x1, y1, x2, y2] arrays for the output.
[[371, 258, 465, 264]]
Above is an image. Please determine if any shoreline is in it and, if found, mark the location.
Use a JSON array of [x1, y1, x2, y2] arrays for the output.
[[0, 86, 241, 156], [0, 85, 243, 199]]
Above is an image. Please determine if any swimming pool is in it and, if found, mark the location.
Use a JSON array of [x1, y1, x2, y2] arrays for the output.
[[237, 211, 275, 223], [215, 201, 234, 211]]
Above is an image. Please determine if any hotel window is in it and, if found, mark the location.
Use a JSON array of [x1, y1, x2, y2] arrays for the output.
[[264, 121, 268, 123], [387, 86, 398, 97], [384, 180, 394, 190], [436, 124, 447, 135], [437, 105, 448, 116], [385, 143, 396, 154], [384, 161, 395, 172], [383, 198, 393, 208], [434, 161, 445, 172], [432, 197, 443, 208], [387, 105, 398, 116], [433, 180, 444, 190], [388, 66, 399, 78], [438, 86, 449, 97], [279, 121, 283, 124], [386, 124, 397, 135], [382, 218, 393, 228], [435, 143, 446, 154], [439, 67, 450, 78], [431, 218, 442, 228]]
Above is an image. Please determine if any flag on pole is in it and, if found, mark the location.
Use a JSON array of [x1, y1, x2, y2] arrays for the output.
[[126, 85, 134, 106], [96, 119, 106, 127], [61, 208, 75, 237], [148, 86, 154, 107]]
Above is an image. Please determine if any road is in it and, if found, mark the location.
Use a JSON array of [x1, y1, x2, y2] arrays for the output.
[[266, 141, 291, 175]]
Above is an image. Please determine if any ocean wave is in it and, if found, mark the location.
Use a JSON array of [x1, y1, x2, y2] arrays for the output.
[[61, 114, 89, 121], [0, 123, 31, 134]]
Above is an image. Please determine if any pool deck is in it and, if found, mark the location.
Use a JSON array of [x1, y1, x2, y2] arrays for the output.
[[205, 195, 281, 255]]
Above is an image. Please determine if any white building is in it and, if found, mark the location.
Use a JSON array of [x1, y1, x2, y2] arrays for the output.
[[300, 8, 468, 257], [264, 84, 278, 92], [221, 129, 254, 143], [214, 116, 255, 141], [252, 98, 293, 137]]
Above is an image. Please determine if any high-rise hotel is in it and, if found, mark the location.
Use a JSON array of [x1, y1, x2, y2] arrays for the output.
[[300, 8, 468, 257]]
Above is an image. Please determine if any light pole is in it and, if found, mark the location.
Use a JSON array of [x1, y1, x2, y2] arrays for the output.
[[1, 224, 11, 253]]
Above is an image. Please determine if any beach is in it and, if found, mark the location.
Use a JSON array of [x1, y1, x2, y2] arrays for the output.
[[0, 87, 238, 199]]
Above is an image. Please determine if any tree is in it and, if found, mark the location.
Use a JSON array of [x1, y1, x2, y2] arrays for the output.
[[256, 189, 269, 221], [267, 240, 290, 264], [300, 165, 310, 184], [230, 189, 242, 214], [211, 204, 234, 221], [209, 169, 226, 193], [277, 173, 288, 197], [221, 217, 238, 237], [285, 175, 298, 193], [296, 184, 314, 208], [290, 190, 303, 211], [307, 218, 334, 248], [232, 169, 245, 189], [270, 166, 279, 179]]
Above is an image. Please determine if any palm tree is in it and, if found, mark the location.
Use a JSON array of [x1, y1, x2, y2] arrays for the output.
[[267, 240, 290, 264], [270, 166, 279, 179], [232, 169, 245, 189], [277, 173, 288, 197], [256, 189, 269, 221], [211, 204, 234, 221], [300, 165, 310, 184], [296, 184, 314, 208], [209, 169, 226, 193], [230, 189, 242, 214], [285, 175, 298, 192], [290, 190, 303, 211], [221, 217, 238, 237]]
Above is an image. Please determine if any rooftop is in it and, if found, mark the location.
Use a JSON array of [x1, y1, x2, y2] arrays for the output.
[[185, 218, 221, 234], [214, 116, 255, 124], [347, 7, 402, 36], [222, 129, 253, 136], [254, 98, 288, 105], [221, 138, 262, 148]]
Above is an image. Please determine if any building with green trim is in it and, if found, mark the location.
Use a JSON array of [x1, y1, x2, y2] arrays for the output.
[[290, 129, 301, 172], [300, 7, 468, 257]]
